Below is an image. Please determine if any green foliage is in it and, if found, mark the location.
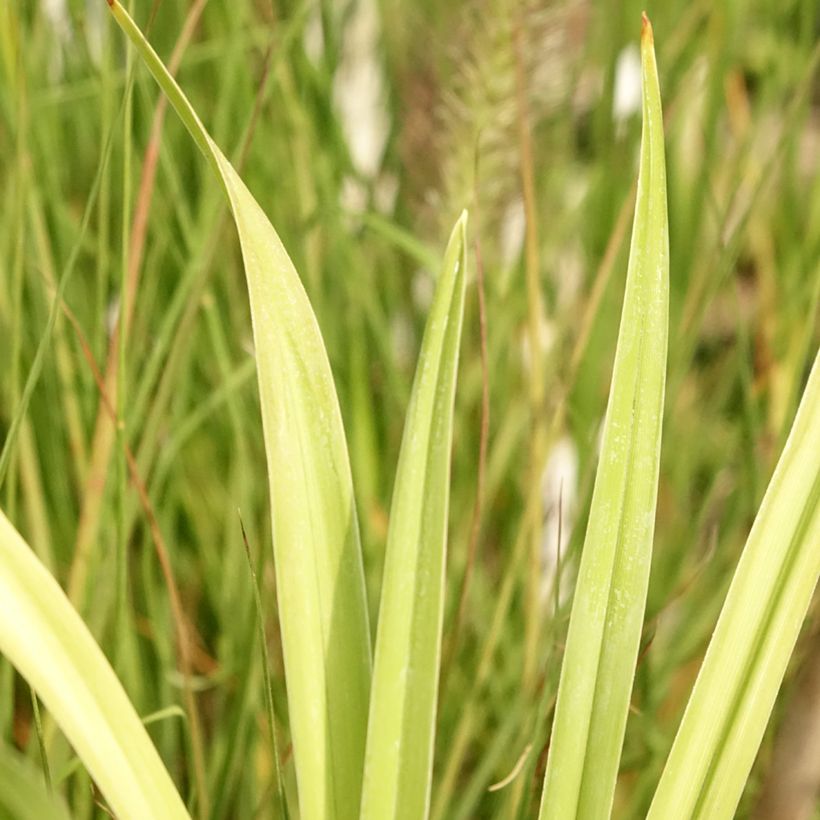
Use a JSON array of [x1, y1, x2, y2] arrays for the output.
[[0, 510, 187, 819], [362, 213, 467, 820], [649, 350, 820, 819], [110, 4, 375, 815], [0, 0, 818, 818], [539, 16, 668, 819], [0, 742, 70, 820]]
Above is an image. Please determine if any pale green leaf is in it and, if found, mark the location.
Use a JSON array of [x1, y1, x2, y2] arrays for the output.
[[0, 510, 188, 820], [648, 349, 820, 820], [360, 212, 468, 820], [538, 15, 669, 820], [107, 4, 372, 818]]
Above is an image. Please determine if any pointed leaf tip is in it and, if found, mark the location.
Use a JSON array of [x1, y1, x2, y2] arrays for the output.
[[537, 8, 668, 817], [641, 12, 653, 45], [360, 213, 468, 819]]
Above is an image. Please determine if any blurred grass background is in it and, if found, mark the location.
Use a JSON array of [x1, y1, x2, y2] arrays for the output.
[[0, 0, 818, 817]]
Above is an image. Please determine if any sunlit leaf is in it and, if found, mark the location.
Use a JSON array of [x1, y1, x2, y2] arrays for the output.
[[107, 4, 372, 817], [360, 212, 468, 820], [539, 14, 669, 819], [648, 349, 820, 819], [0, 510, 188, 820]]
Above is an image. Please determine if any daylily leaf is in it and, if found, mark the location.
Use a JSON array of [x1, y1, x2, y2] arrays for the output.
[[0, 510, 188, 820], [361, 212, 468, 820], [107, 4, 372, 818], [539, 14, 669, 819], [648, 349, 820, 819]]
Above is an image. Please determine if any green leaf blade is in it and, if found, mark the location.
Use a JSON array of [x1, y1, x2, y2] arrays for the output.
[[220, 160, 373, 820], [360, 213, 468, 820], [539, 15, 669, 820], [108, 5, 372, 818], [648, 350, 820, 820], [0, 510, 188, 820]]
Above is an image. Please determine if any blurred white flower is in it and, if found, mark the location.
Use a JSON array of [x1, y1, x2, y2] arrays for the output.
[[411, 269, 435, 312], [333, 0, 389, 180], [555, 243, 584, 310], [43, 0, 71, 42], [500, 197, 525, 269], [85, 0, 107, 68], [106, 296, 120, 339], [521, 314, 556, 374], [540, 435, 579, 603], [612, 44, 642, 128], [340, 176, 369, 214], [303, 5, 325, 65], [43, 0, 73, 79]]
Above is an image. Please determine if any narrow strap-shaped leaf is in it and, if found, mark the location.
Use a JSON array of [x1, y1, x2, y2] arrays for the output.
[[0, 510, 188, 819], [107, 4, 372, 818], [648, 349, 820, 820], [539, 15, 668, 819], [360, 212, 468, 820]]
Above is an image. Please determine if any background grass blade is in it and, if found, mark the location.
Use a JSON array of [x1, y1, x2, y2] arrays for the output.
[[107, 4, 372, 818], [538, 14, 669, 819], [648, 349, 820, 820], [360, 212, 468, 820], [0, 509, 188, 820], [0, 741, 71, 820]]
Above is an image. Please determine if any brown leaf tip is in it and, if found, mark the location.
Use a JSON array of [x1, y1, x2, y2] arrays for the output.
[[641, 12, 654, 45]]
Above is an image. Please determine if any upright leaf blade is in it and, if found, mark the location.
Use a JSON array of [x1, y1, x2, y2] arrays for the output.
[[0, 510, 188, 820], [360, 213, 468, 820], [539, 15, 669, 819], [107, 4, 372, 818], [648, 350, 820, 820]]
